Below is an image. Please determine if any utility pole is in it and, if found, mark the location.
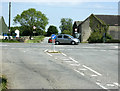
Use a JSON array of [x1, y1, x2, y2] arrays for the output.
[[8, 2, 11, 39]]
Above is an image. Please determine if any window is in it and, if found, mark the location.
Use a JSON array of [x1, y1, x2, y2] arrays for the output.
[[58, 35, 62, 38], [64, 35, 69, 38]]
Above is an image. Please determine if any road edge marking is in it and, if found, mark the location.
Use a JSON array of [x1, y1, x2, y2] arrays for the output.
[[74, 69, 85, 76], [83, 65, 102, 76], [96, 82, 108, 90]]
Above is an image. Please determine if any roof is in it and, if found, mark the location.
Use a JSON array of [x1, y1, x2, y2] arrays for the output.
[[95, 15, 119, 26], [74, 21, 83, 26]]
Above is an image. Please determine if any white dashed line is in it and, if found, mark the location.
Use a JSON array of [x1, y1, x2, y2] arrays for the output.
[[70, 63, 80, 66], [0, 45, 7, 46], [44, 49, 48, 52], [61, 53, 67, 56], [74, 69, 85, 76], [96, 82, 108, 90], [107, 84, 115, 87], [78, 68, 87, 71], [69, 57, 79, 63], [82, 65, 102, 76], [64, 61, 73, 63], [63, 59, 70, 61], [46, 53, 52, 56], [91, 74, 98, 77], [113, 82, 120, 87]]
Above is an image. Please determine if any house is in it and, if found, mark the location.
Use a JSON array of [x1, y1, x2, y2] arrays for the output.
[[73, 14, 120, 42], [0, 16, 8, 34], [0, 16, 8, 39]]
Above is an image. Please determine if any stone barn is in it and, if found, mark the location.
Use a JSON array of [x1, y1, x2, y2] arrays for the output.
[[73, 14, 120, 42]]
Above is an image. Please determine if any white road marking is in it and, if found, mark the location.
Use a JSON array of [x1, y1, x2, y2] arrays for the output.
[[55, 57, 57, 59], [113, 82, 120, 87], [78, 68, 87, 71], [74, 69, 85, 76], [0, 45, 7, 46], [69, 57, 79, 63], [61, 53, 67, 56], [70, 63, 80, 66], [100, 50, 106, 51], [96, 82, 108, 90], [91, 74, 98, 77], [113, 46, 118, 49], [44, 49, 48, 52], [46, 53, 52, 56], [82, 65, 102, 76], [64, 61, 73, 63], [107, 84, 115, 87], [63, 59, 70, 61]]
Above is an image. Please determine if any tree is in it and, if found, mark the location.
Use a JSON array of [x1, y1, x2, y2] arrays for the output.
[[59, 18, 73, 34], [62, 30, 71, 35], [47, 25, 58, 36], [13, 8, 48, 38]]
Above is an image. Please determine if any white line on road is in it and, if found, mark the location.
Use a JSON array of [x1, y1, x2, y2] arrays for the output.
[[96, 82, 108, 90], [46, 53, 52, 56], [91, 74, 98, 77], [64, 61, 73, 63], [44, 49, 48, 52], [106, 84, 115, 87], [70, 63, 80, 66], [0, 45, 7, 46], [69, 57, 79, 63], [74, 69, 85, 76], [63, 59, 70, 61], [82, 65, 102, 76], [113, 82, 120, 87], [61, 53, 67, 56], [78, 68, 87, 71]]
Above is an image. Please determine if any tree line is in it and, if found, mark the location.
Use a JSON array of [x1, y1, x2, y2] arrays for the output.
[[11, 8, 73, 37]]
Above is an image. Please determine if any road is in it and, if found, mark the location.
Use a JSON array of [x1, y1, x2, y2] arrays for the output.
[[0, 37, 119, 90]]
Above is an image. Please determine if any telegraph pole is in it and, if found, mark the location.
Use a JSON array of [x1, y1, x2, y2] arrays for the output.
[[8, 2, 11, 39]]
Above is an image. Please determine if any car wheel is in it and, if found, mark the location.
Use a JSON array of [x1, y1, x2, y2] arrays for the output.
[[71, 41, 75, 45], [55, 41, 59, 45]]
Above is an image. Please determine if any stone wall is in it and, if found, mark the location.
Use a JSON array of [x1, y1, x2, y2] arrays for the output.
[[108, 26, 120, 40], [81, 18, 91, 42]]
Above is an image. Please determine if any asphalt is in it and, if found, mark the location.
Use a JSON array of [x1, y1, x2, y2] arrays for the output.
[[0, 37, 119, 90]]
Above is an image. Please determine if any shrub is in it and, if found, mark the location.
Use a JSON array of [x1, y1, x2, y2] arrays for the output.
[[61, 30, 71, 35]]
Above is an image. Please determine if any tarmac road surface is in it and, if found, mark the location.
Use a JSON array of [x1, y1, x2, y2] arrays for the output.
[[0, 37, 119, 90]]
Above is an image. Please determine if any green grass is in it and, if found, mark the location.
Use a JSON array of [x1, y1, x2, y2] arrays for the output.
[[25, 36, 45, 43], [0, 75, 7, 91], [0, 39, 20, 43]]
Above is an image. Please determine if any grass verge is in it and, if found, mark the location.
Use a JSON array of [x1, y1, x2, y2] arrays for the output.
[[25, 36, 45, 43], [0, 39, 20, 43], [0, 75, 7, 91]]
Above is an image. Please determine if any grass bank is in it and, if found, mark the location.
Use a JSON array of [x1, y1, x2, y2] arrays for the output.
[[0, 39, 20, 43], [0, 75, 7, 91], [24, 36, 45, 43]]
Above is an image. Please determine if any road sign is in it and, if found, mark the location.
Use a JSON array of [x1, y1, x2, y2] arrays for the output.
[[51, 34, 56, 39]]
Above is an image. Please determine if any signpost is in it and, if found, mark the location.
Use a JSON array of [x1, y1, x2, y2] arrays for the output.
[[51, 34, 56, 51]]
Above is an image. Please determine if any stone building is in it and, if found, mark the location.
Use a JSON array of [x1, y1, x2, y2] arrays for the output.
[[0, 16, 8, 35], [73, 14, 120, 42]]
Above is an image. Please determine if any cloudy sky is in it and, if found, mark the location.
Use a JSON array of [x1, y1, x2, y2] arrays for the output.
[[1, 0, 119, 32]]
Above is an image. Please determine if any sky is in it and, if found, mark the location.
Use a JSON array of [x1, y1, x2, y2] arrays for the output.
[[1, 0, 119, 32]]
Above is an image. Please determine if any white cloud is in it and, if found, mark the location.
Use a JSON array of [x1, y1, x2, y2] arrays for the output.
[[1, 0, 120, 2]]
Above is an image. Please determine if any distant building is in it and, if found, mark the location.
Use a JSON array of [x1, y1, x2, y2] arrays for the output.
[[73, 14, 120, 42], [0, 16, 8, 35]]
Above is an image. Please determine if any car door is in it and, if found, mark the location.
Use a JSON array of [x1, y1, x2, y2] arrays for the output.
[[56, 35, 63, 43], [63, 35, 71, 43]]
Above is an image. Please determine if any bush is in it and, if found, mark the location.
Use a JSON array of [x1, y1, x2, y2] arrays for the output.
[[88, 32, 103, 43], [88, 32, 112, 43], [61, 30, 71, 35], [106, 39, 120, 43]]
